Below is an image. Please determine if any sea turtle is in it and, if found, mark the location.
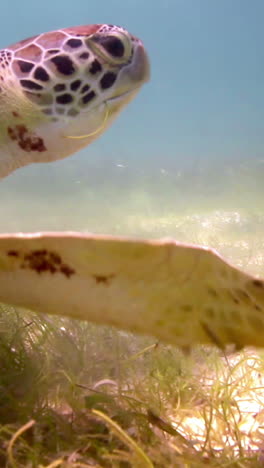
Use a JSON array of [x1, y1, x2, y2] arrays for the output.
[[0, 24, 150, 178]]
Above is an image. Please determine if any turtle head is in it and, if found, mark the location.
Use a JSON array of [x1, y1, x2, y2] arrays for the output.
[[8, 24, 150, 137], [86, 25, 150, 104], [0, 24, 150, 177]]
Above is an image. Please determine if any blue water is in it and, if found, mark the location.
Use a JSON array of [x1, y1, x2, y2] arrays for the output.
[[0, 1, 263, 275]]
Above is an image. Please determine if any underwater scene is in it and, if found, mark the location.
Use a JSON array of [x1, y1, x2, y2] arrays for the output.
[[0, 0, 264, 466]]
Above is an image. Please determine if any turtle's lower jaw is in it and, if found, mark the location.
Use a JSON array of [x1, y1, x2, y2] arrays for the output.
[[103, 86, 143, 121], [106, 85, 142, 105]]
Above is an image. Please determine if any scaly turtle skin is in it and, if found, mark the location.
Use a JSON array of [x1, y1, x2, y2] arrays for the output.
[[0, 24, 150, 178]]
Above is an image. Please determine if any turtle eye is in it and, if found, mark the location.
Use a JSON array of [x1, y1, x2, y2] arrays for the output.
[[99, 36, 125, 58], [88, 31, 133, 64]]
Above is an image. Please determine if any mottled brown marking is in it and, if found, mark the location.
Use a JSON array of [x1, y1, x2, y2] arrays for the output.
[[25, 249, 47, 257], [37, 31, 67, 48], [234, 288, 261, 311], [23, 91, 41, 105], [46, 49, 60, 55], [12, 111, 20, 118], [7, 127, 16, 141], [229, 292, 240, 305], [7, 125, 46, 152], [93, 274, 115, 285], [201, 321, 224, 349], [60, 264, 75, 278], [252, 279, 264, 288], [21, 250, 75, 278], [236, 289, 251, 301], [23, 250, 55, 274], [20, 78, 43, 91], [7, 250, 19, 257], [49, 252, 61, 264], [11, 60, 28, 77], [15, 44, 43, 62], [17, 60, 34, 73]]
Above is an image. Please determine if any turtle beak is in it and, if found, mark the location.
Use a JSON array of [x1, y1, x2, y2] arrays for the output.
[[108, 41, 150, 102], [128, 42, 150, 84]]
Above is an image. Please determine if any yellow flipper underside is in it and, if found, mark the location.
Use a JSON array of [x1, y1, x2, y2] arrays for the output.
[[0, 232, 263, 349]]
